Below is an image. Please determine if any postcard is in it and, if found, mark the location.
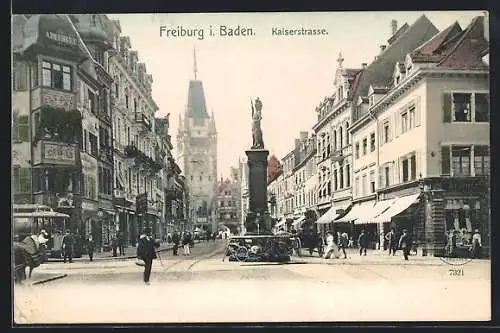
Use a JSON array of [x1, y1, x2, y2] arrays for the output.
[[12, 11, 490, 324]]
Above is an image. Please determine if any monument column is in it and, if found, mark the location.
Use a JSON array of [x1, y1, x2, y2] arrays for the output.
[[245, 149, 270, 234]]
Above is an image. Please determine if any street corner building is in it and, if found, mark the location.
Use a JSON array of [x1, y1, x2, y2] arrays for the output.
[[11, 14, 186, 254], [216, 167, 242, 235], [267, 14, 490, 258], [176, 51, 218, 233]]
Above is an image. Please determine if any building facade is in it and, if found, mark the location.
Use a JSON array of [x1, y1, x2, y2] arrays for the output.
[[348, 15, 489, 255], [176, 54, 218, 233], [216, 170, 241, 235]]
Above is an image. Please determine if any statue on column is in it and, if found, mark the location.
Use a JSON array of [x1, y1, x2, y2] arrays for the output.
[[251, 97, 264, 149]]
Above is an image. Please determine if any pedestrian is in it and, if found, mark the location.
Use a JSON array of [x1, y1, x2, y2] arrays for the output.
[[358, 230, 368, 256], [86, 234, 95, 262], [61, 229, 74, 263], [116, 232, 124, 256], [472, 229, 482, 259], [111, 237, 118, 257], [385, 228, 397, 256], [399, 229, 410, 261], [172, 231, 180, 256], [136, 228, 160, 285], [182, 230, 191, 256], [339, 232, 349, 259], [447, 230, 457, 257], [323, 231, 339, 259]]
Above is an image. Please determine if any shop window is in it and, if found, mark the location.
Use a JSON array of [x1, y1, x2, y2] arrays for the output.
[[13, 115, 29, 142], [370, 132, 375, 152], [42, 61, 72, 91], [474, 145, 490, 175], [362, 138, 367, 155], [13, 167, 31, 194], [355, 142, 360, 159], [451, 146, 471, 176], [475, 93, 489, 122]]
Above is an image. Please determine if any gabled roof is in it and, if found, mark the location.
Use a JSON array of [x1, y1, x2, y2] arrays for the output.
[[350, 15, 438, 103], [410, 16, 488, 70], [387, 23, 410, 45], [186, 80, 209, 119]]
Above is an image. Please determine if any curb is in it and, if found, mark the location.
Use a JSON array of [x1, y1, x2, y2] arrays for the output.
[[32, 274, 68, 285], [90, 246, 174, 261]]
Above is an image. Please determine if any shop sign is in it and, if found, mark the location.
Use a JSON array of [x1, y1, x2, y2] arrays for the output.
[[43, 142, 76, 164], [46, 31, 79, 46]]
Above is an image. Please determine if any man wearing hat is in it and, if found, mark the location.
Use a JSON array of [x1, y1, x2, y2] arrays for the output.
[[398, 229, 410, 261], [61, 229, 74, 263], [136, 227, 160, 285]]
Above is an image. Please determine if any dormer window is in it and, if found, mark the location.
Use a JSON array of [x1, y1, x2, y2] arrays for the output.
[[338, 86, 344, 101], [395, 75, 400, 86]]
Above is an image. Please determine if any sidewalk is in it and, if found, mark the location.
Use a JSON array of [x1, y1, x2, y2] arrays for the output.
[[293, 248, 490, 266]]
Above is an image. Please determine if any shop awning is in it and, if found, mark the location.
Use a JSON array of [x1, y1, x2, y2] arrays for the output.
[[373, 193, 421, 223], [336, 201, 376, 223], [292, 215, 306, 228], [316, 206, 339, 224], [354, 198, 397, 225]]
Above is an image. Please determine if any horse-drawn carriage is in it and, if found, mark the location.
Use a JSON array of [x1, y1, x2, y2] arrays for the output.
[[296, 229, 324, 257], [224, 234, 293, 262]]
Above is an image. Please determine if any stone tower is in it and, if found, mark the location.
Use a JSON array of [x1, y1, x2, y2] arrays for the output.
[[176, 49, 218, 232]]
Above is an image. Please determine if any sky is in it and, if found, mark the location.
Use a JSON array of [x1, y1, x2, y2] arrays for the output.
[[107, 11, 485, 179]]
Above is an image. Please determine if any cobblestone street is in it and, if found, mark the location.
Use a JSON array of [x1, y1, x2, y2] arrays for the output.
[[14, 241, 490, 323]]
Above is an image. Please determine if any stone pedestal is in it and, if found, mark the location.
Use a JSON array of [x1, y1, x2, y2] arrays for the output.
[[245, 149, 271, 235]]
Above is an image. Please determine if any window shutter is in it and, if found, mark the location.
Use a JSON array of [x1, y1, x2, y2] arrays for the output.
[[415, 96, 422, 127], [441, 146, 451, 175], [442, 93, 452, 123]]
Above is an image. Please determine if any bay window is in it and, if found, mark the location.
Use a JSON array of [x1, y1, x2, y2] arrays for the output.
[[42, 61, 72, 91]]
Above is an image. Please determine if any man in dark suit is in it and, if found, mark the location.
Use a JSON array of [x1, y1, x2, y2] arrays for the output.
[[172, 231, 180, 256], [62, 230, 74, 263], [137, 228, 160, 285], [358, 230, 368, 256], [385, 228, 397, 256], [399, 229, 410, 261]]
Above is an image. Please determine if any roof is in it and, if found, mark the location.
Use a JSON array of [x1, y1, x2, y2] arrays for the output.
[[187, 80, 209, 119], [69, 14, 113, 46], [350, 15, 439, 103], [387, 23, 410, 45]]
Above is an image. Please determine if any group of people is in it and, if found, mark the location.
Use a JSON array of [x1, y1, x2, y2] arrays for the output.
[[447, 228, 482, 258], [322, 228, 412, 260], [170, 230, 194, 256]]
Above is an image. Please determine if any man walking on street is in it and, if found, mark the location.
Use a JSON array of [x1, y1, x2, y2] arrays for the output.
[[137, 227, 160, 285], [172, 231, 180, 256], [358, 230, 368, 256], [118, 232, 125, 256], [183, 231, 192, 256], [339, 232, 349, 259], [385, 228, 397, 256], [472, 229, 482, 259], [62, 229, 74, 263], [399, 229, 410, 261], [86, 234, 95, 262]]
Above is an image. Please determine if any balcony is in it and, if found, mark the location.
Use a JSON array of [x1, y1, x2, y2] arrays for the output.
[[31, 87, 76, 112], [135, 113, 152, 131], [125, 144, 163, 173], [32, 140, 78, 167]]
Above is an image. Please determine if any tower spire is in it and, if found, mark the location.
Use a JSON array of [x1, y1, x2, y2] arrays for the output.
[[193, 46, 198, 80]]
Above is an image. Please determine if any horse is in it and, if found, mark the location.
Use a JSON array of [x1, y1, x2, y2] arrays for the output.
[[12, 236, 48, 284]]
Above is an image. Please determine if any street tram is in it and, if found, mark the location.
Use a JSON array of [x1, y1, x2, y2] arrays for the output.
[[13, 204, 82, 258]]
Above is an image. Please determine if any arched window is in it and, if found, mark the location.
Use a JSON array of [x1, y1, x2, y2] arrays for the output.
[[345, 122, 350, 145], [114, 76, 119, 98], [333, 130, 337, 150], [339, 126, 343, 149]]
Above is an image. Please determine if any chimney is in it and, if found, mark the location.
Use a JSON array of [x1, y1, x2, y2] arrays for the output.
[[380, 45, 387, 52], [391, 20, 398, 36], [362, 63, 367, 69]]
